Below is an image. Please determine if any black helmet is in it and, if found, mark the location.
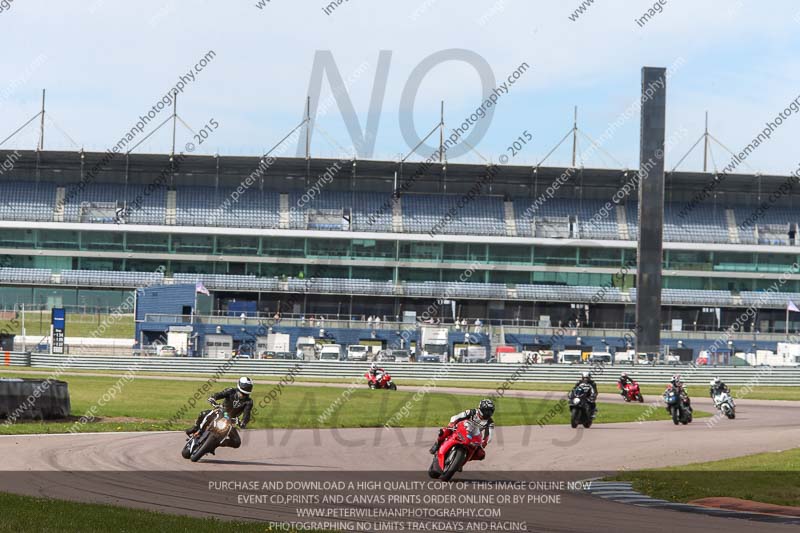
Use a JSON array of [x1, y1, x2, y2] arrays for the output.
[[478, 399, 495, 418], [237, 376, 254, 395]]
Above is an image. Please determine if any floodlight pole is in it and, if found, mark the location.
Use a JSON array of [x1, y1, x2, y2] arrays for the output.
[[439, 100, 444, 163], [305, 96, 311, 181], [702, 111, 708, 172], [571, 105, 578, 167], [171, 94, 178, 156], [38, 89, 46, 151]]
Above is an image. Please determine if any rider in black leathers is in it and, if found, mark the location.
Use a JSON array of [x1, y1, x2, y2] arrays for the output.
[[571, 371, 598, 417], [186, 377, 253, 448], [709, 377, 730, 398]]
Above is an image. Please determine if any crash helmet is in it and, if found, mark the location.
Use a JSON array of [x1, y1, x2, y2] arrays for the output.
[[581, 371, 591, 382], [620, 372, 628, 380], [712, 377, 721, 386], [237, 376, 254, 395], [477, 399, 495, 419], [370, 362, 378, 371]]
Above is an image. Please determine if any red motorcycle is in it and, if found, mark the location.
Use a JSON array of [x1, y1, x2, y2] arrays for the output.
[[428, 419, 484, 481], [365, 370, 397, 390], [619, 381, 644, 403]]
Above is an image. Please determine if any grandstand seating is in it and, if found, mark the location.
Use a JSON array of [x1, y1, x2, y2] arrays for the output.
[[2, 180, 798, 245], [0, 267, 52, 284], [2, 265, 799, 310], [60, 269, 164, 287], [0, 182, 54, 222], [403, 194, 506, 236], [174, 273, 279, 291], [64, 182, 165, 225], [175, 187, 280, 228]]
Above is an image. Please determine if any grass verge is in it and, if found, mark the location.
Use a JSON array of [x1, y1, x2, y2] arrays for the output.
[[0, 491, 319, 533], [0, 373, 700, 434], [611, 448, 800, 507], [5, 366, 800, 400]]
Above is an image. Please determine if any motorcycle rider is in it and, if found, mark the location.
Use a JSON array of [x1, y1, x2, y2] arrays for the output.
[[429, 399, 495, 459], [617, 372, 634, 398], [185, 377, 254, 449], [664, 374, 691, 413], [368, 362, 385, 379], [571, 371, 598, 417], [709, 377, 730, 398]]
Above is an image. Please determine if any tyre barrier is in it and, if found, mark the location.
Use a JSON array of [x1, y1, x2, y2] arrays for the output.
[[0, 378, 71, 421]]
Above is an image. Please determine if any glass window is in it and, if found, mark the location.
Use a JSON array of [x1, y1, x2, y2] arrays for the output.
[[172, 233, 213, 254], [39, 230, 79, 250], [125, 232, 169, 253]]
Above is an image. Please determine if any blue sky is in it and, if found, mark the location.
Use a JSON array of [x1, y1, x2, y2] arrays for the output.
[[1, 0, 799, 174]]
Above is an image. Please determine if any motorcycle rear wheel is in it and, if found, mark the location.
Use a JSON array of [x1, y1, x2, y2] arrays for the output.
[[441, 448, 467, 482]]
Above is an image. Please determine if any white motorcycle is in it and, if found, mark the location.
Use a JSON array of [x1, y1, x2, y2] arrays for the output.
[[713, 390, 736, 419]]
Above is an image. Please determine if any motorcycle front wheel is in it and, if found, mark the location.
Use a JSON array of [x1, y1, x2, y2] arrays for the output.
[[441, 448, 467, 482], [190, 433, 220, 462], [389, 382, 397, 391], [428, 457, 442, 479], [181, 440, 192, 459], [570, 407, 579, 428], [671, 407, 680, 425]]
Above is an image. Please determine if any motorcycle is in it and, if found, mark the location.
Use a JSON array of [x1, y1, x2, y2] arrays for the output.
[[365, 370, 397, 390], [713, 390, 736, 419], [181, 399, 239, 462], [620, 381, 644, 403], [664, 388, 693, 425], [569, 383, 594, 429], [428, 419, 484, 481]]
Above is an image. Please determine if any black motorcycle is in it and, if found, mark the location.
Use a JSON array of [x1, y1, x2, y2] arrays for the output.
[[664, 388, 693, 425], [181, 399, 239, 462], [569, 383, 594, 429]]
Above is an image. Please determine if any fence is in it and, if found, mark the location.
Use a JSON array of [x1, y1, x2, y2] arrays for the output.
[[1, 353, 795, 385]]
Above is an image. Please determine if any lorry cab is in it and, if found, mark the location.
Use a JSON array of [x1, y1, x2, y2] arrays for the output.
[[319, 344, 343, 361]]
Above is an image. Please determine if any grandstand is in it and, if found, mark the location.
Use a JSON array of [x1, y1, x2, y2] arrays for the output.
[[0, 149, 799, 357]]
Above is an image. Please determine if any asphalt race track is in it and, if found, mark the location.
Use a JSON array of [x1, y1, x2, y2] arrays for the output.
[[1, 390, 799, 532]]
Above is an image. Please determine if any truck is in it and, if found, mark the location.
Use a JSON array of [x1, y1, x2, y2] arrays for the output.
[[558, 348, 583, 364], [296, 336, 317, 360], [495, 346, 525, 364], [588, 351, 613, 365], [319, 344, 343, 361], [420, 327, 449, 362], [346, 344, 369, 361]]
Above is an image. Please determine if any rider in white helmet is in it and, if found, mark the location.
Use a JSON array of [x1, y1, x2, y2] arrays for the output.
[[186, 377, 254, 449], [572, 371, 598, 417], [708, 377, 729, 398]]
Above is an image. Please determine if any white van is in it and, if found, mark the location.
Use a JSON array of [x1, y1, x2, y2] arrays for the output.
[[319, 344, 343, 361], [346, 344, 369, 361]]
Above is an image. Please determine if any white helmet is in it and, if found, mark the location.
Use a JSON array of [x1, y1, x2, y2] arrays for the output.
[[581, 371, 591, 381], [713, 377, 721, 385], [370, 362, 378, 371], [237, 376, 253, 395]]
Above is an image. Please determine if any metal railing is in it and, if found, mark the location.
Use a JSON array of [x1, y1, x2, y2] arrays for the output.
[[3, 354, 795, 385]]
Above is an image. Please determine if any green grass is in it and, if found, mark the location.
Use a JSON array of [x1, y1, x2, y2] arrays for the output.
[[7, 366, 800, 400], [0, 491, 320, 533], [0, 312, 134, 338], [612, 448, 800, 507], [0, 372, 694, 434]]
